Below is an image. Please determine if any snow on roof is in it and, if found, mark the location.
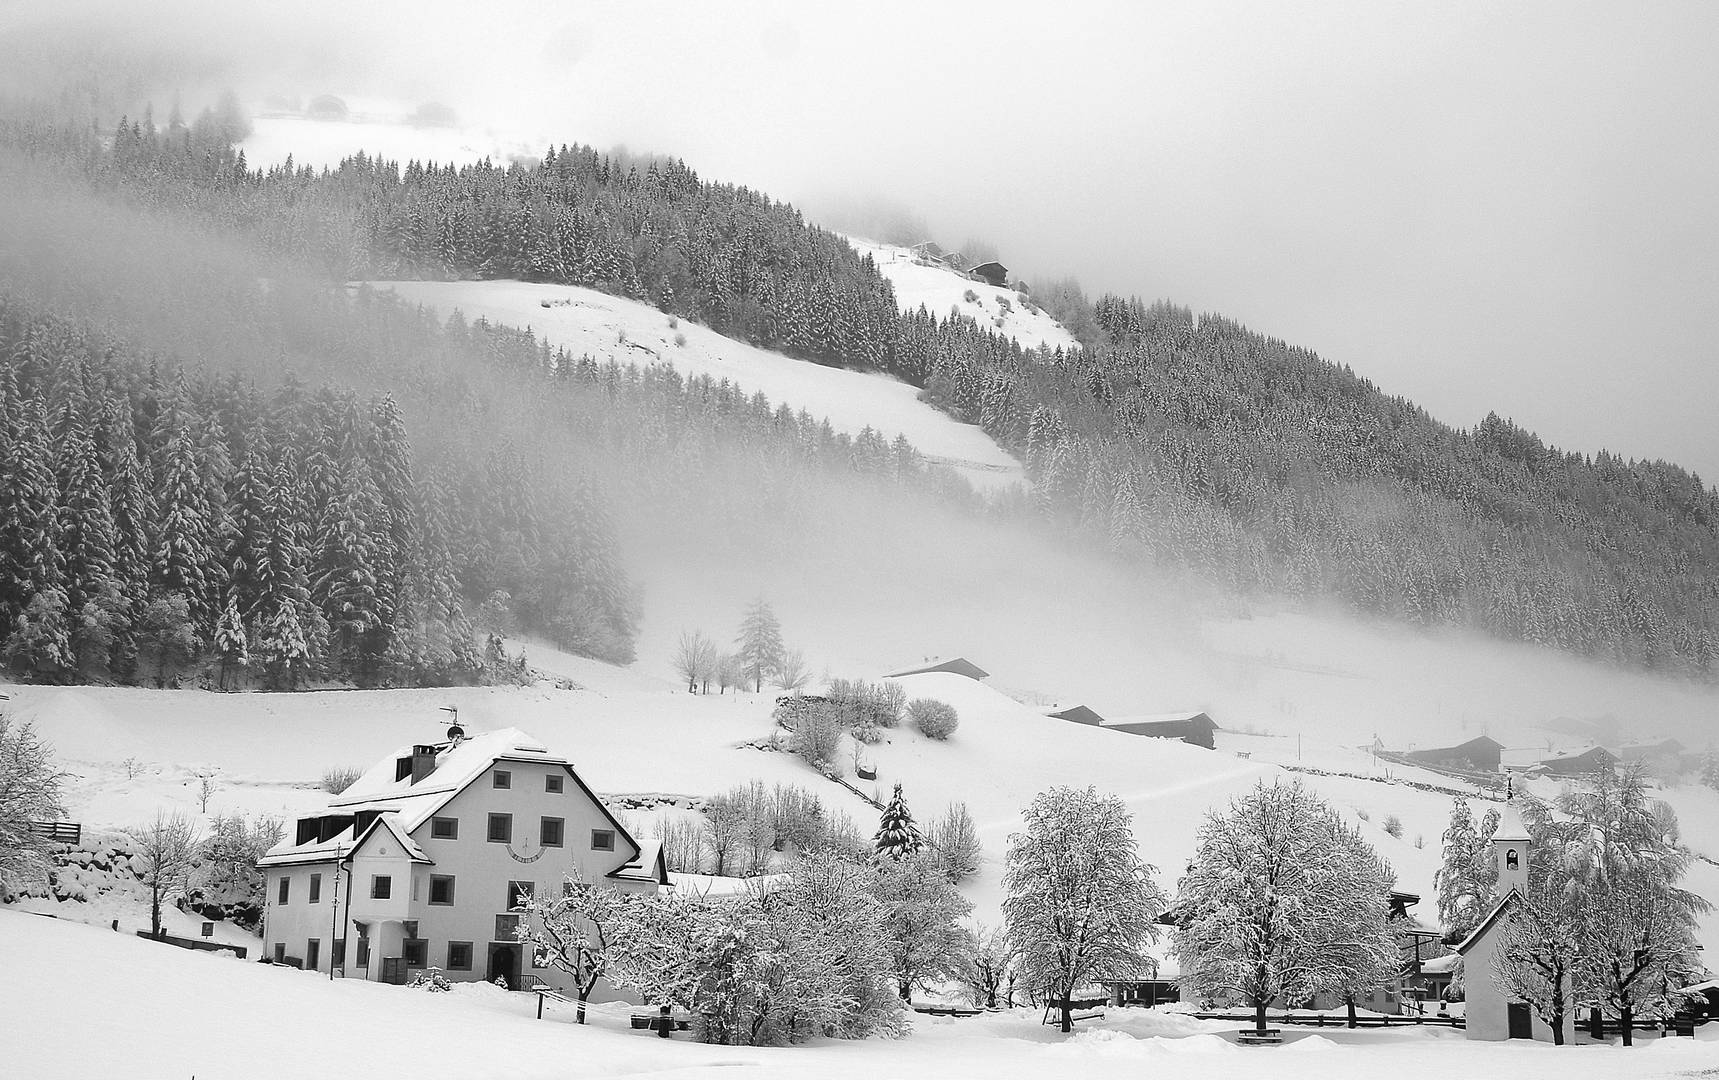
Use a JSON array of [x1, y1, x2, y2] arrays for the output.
[[1493, 797, 1531, 843], [1101, 711, 1213, 728], [1420, 953, 1460, 974], [260, 728, 563, 866], [882, 656, 990, 681], [259, 809, 431, 868], [611, 838, 665, 885]]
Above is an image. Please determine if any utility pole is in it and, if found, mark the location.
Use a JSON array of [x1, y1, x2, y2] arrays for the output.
[[328, 843, 343, 981]]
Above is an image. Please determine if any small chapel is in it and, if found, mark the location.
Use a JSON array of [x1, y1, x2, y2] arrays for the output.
[[1453, 788, 1572, 1042]]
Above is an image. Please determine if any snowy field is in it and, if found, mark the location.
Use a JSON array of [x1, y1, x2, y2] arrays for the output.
[[364, 279, 1028, 490], [845, 235, 1081, 353], [5, 910, 1715, 1080], [11, 636, 1719, 961]]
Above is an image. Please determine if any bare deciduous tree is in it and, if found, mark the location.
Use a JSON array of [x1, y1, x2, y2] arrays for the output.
[[128, 810, 199, 939]]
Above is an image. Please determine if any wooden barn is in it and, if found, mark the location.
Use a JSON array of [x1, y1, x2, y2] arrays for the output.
[[1099, 711, 1218, 749], [1537, 746, 1616, 777], [883, 656, 990, 681], [1047, 704, 1107, 726], [967, 260, 1008, 288], [1405, 735, 1503, 773]]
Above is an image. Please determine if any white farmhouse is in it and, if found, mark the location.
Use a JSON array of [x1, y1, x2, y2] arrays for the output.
[[258, 725, 662, 989], [1454, 794, 1572, 1042]]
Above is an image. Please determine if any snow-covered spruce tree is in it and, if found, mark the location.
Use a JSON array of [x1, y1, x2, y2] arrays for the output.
[[874, 783, 924, 860], [733, 598, 785, 692], [1560, 764, 1709, 1045], [127, 810, 199, 939], [212, 594, 249, 691], [152, 425, 218, 631], [869, 850, 974, 1002], [519, 879, 628, 1024], [929, 801, 982, 883], [135, 593, 199, 687], [1, 589, 74, 682], [1003, 785, 1165, 1033], [1171, 778, 1397, 1036], [0, 716, 66, 898]]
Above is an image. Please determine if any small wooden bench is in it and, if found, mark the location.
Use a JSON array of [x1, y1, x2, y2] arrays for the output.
[[1236, 1028, 1284, 1046]]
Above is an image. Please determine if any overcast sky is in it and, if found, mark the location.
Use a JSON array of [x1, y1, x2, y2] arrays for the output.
[[26, 0, 1719, 480]]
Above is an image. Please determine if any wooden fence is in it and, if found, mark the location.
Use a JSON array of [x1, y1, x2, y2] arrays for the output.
[[1193, 1010, 1465, 1030], [30, 820, 81, 844]]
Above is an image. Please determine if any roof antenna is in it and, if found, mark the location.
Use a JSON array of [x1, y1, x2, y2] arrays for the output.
[[440, 705, 464, 746]]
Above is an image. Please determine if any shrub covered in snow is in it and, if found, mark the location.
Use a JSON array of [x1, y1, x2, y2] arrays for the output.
[[908, 698, 958, 740], [409, 967, 453, 992], [320, 766, 362, 794]]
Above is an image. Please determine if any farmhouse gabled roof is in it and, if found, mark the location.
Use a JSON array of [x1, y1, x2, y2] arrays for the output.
[[1454, 889, 1523, 955], [259, 727, 642, 870], [884, 656, 990, 681], [258, 809, 431, 868]]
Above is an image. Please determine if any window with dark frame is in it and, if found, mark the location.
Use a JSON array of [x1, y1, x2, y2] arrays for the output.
[[448, 941, 473, 971], [506, 880, 534, 910], [308, 873, 321, 904], [488, 813, 512, 843], [430, 817, 458, 839], [494, 914, 520, 941], [430, 875, 456, 905], [277, 876, 290, 904], [493, 769, 511, 789], [590, 829, 615, 851], [371, 875, 392, 900], [306, 938, 320, 971], [540, 816, 564, 848], [402, 938, 426, 967], [545, 773, 563, 793]]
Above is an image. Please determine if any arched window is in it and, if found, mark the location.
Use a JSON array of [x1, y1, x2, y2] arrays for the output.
[[1506, 849, 1519, 871]]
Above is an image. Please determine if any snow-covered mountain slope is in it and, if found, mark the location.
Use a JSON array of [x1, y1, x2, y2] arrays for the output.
[[15, 910, 1716, 1080], [366, 279, 1026, 490], [845, 235, 1080, 353]]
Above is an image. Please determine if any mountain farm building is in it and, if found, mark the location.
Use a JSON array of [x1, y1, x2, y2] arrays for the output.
[[257, 727, 662, 991]]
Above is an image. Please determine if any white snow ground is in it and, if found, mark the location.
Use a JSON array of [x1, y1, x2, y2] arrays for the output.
[[5, 909, 1714, 1080], [844, 235, 1081, 353], [364, 278, 1027, 490]]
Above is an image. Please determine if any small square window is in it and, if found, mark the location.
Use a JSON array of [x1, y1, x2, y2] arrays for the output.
[[590, 829, 615, 852], [447, 941, 473, 971], [488, 813, 513, 843], [545, 774, 563, 794], [402, 939, 426, 968], [495, 914, 520, 941], [371, 875, 392, 900], [430, 875, 455, 905], [308, 873, 321, 905], [493, 770, 511, 789], [507, 880, 534, 910], [540, 817, 564, 848], [277, 876, 290, 905], [430, 817, 458, 840]]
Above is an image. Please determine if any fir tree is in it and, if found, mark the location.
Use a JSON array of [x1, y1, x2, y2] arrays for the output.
[[212, 593, 249, 690], [152, 426, 217, 629], [733, 597, 785, 693], [873, 783, 924, 860]]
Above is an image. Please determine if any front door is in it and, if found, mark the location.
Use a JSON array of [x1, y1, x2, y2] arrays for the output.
[[1507, 1002, 1534, 1039], [487, 944, 521, 990]]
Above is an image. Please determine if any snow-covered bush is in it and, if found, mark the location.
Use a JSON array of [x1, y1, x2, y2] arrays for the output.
[[607, 852, 904, 1045], [1383, 814, 1403, 838], [408, 967, 453, 992], [320, 766, 362, 794], [786, 702, 842, 769], [185, 812, 282, 930], [908, 698, 958, 740]]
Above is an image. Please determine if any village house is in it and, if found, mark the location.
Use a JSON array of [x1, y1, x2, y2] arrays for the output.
[[967, 260, 1009, 288], [257, 725, 663, 990], [1534, 746, 1616, 777], [1454, 792, 1571, 1042]]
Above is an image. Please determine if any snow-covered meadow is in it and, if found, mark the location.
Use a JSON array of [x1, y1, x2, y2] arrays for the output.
[[5, 909, 1714, 1080]]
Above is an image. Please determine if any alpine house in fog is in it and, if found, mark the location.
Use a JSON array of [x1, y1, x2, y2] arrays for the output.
[[258, 726, 663, 989]]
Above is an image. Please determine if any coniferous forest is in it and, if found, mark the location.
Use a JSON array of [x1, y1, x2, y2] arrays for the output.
[[1, 86, 1717, 683]]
